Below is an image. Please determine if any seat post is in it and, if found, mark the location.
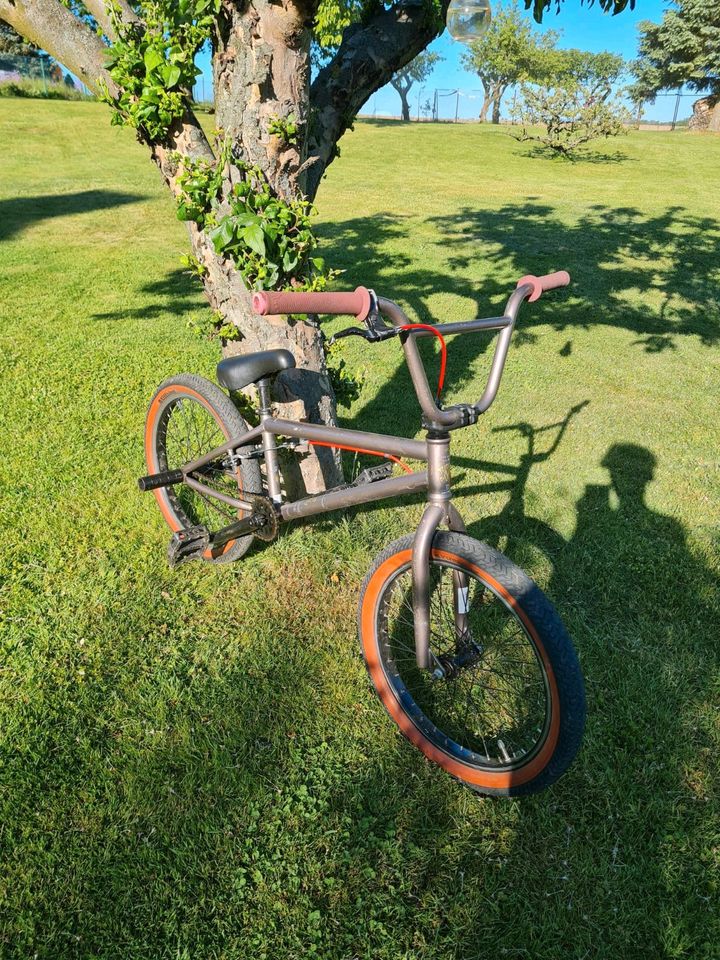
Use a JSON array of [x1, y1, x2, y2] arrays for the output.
[[257, 378, 282, 504]]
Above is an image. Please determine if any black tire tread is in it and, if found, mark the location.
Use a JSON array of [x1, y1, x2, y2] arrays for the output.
[[358, 531, 586, 797]]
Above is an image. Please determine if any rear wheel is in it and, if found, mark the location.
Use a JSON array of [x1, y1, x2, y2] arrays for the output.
[[359, 532, 585, 796], [144, 373, 262, 563]]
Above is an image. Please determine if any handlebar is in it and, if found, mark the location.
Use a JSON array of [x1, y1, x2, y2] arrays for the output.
[[379, 272, 570, 429], [251, 270, 570, 430], [515, 271, 570, 303], [252, 286, 372, 321]]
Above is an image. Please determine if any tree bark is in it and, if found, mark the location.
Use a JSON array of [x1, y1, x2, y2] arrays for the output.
[[491, 85, 506, 124], [689, 95, 720, 133], [205, 0, 343, 492], [478, 93, 491, 122]]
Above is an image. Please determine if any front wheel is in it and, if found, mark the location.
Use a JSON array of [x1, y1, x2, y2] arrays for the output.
[[358, 532, 585, 796]]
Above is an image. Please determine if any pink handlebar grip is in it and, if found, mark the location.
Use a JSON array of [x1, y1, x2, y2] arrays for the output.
[[252, 286, 372, 321], [516, 270, 571, 303]]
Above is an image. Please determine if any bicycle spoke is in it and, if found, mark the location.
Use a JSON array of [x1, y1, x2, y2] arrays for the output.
[[379, 558, 549, 768]]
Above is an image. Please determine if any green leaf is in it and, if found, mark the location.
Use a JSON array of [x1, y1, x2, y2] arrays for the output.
[[209, 218, 235, 254], [143, 47, 164, 74], [232, 212, 260, 228], [165, 65, 182, 89], [243, 223, 266, 257]]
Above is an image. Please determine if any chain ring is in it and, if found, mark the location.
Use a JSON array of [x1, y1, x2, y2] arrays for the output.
[[242, 494, 279, 542]]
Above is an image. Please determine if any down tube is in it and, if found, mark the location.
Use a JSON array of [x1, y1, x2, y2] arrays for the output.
[[280, 471, 428, 522]]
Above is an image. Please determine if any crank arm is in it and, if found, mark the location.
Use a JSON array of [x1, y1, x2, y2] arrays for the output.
[[210, 513, 269, 550]]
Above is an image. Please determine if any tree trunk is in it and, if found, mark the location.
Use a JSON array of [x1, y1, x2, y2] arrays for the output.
[[689, 95, 720, 133], [491, 84, 505, 125], [199, 0, 343, 493], [478, 91, 491, 123], [390, 78, 412, 122]]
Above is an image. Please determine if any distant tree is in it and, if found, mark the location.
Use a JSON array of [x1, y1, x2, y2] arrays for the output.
[[0, 19, 33, 57], [630, 0, 720, 131], [461, 2, 558, 123], [512, 48, 630, 156], [551, 48, 626, 97], [390, 51, 442, 122], [512, 83, 631, 156], [0, 18, 42, 70]]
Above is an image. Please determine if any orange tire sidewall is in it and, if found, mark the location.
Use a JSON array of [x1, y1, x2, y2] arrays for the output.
[[144, 384, 244, 561], [360, 547, 561, 790]]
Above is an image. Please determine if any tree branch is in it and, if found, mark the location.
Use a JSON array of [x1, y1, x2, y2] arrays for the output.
[[82, 0, 141, 42], [1, 0, 212, 168], [306, 1, 447, 197], [0, 0, 114, 93]]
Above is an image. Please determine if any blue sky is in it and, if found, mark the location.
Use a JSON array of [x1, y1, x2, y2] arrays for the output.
[[195, 1, 700, 123]]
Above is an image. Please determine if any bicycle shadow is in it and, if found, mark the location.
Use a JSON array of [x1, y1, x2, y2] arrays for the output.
[[457, 401, 589, 569]]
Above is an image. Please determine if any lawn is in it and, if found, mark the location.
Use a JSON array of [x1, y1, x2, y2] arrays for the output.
[[0, 99, 718, 959]]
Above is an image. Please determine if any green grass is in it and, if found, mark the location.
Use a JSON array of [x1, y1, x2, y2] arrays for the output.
[[1, 100, 719, 959]]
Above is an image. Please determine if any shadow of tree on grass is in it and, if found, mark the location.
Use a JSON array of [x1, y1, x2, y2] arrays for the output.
[[0, 190, 147, 243], [312, 199, 720, 447], [429, 201, 720, 350], [92, 268, 206, 322]]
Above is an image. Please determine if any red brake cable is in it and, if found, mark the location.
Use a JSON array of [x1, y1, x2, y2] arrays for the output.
[[399, 324, 447, 400], [308, 440, 413, 475]]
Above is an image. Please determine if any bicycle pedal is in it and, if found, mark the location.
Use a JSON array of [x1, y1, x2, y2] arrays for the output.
[[350, 462, 394, 487], [167, 525, 210, 567]]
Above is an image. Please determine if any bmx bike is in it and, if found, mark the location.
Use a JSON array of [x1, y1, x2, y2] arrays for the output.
[[139, 272, 586, 796]]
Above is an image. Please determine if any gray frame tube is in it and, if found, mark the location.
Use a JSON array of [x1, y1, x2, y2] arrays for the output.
[[280, 470, 428, 521], [411, 436, 454, 669], [184, 475, 254, 512], [264, 418, 428, 462], [177, 418, 426, 478], [411, 503, 446, 670], [182, 422, 265, 475]]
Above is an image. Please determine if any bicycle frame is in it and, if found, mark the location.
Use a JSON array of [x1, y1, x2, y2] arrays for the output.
[[160, 284, 535, 672]]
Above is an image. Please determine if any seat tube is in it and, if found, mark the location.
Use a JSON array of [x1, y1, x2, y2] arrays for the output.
[[412, 434, 452, 670], [257, 379, 282, 504]]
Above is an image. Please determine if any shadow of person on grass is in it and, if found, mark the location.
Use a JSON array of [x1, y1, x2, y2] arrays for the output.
[[467, 441, 719, 957]]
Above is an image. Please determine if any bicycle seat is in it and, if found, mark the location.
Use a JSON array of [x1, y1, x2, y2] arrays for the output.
[[216, 349, 296, 391]]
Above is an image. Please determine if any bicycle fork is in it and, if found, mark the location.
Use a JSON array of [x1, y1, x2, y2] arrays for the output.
[[412, 435, 469, 671]]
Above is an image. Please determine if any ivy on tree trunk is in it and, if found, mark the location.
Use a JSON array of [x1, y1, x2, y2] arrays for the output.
[[0, 0, 449, 493]]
